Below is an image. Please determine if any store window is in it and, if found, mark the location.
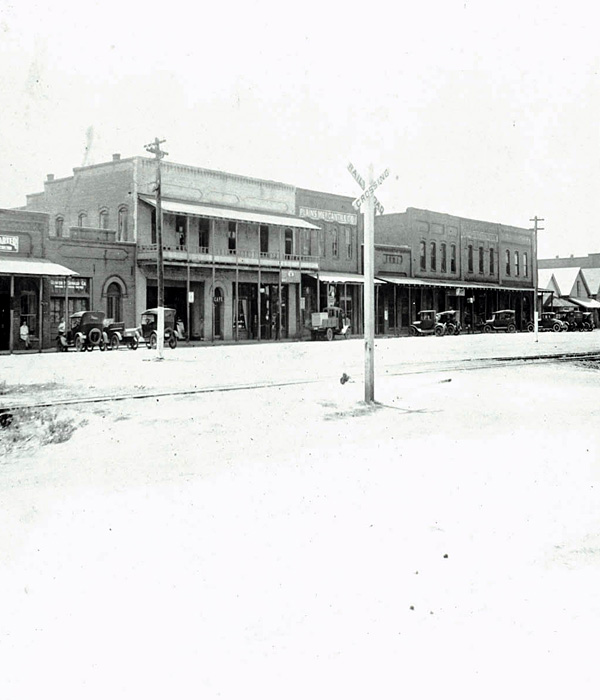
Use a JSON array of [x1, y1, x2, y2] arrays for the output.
[[505, 249, 511, 275], [440, 243, 447, 272], [490, 248, 495, 275], [99, 209, 109, 229], [106, 282, 123, 322], [285, 228, 294, 256], [430, 241, 437, 271], [228, 221, 237, 253], [420, 241, 426, 270], [468, 245, 474, 273], [514, 251, 520, 276], [331, 227, 338, 258], [450, 244, 456, 273], [55, 216, 64, 238], [20, 291, 38, 336], [117, 206, 128, 241]]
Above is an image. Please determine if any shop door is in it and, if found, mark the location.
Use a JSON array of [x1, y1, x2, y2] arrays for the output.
[[0, 290, 9, 350], [213, 287, 224, 339]]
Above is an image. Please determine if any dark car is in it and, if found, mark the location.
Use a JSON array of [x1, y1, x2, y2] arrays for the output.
[[409, 310, 446, 337], [539, 312, 565, 333], [482, 309, 517, 333], [140, 308, 178, 349], [57, 310, 107, 351], [437, 310, 461, 335]]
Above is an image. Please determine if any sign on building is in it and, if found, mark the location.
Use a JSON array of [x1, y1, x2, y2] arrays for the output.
[[0, 235, 19, 252], [281, 269, 300, 283]]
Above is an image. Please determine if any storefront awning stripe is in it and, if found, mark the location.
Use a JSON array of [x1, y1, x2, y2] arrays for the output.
[[376, 275, 534, 292], [567, 297, 600, 309], [0, 258, 79, 277], [140, 196, 321, 231]]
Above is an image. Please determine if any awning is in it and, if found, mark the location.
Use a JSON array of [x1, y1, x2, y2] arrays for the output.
[[550, 297, 578, 308], [567, 297, 600, 309], [376, 275, 535, 292], [140, 196, 320, 231], [0, 258, 79, 277], [308, 271, 367, 284]]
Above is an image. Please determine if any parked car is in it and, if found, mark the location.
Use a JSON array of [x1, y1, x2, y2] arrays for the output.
[[57, 310, 107, 351], [103, 318, 140, 350], [140, 308, 178, 349], [437, 310, 461, 335], [482, 309, 517, 333], [409, 310, 446, 337], [310, 306, 351, 341], [539, 312, 565, 332]]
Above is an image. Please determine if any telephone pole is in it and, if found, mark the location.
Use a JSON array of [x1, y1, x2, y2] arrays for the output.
[[145, 138, 168, 358], [530, 216, 544, 342]]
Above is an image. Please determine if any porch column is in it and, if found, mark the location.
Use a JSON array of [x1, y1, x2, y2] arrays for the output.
[[9, 275, 14, 354], [38, 275, 43, 352]]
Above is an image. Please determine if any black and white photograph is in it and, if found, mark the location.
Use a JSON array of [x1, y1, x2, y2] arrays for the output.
[[1, 1, 600, 698]]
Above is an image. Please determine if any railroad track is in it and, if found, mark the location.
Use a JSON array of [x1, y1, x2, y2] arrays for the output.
[[2, 350, 600, 414]]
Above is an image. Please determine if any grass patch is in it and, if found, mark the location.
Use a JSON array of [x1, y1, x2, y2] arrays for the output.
[[0, 407, 87, 456]]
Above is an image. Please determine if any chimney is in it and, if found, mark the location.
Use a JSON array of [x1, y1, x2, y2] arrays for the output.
[[112, 153, 121, 161], [46, 174, 54, 181]]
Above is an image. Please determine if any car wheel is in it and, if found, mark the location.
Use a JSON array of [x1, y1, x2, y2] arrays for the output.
[[129, 336, 139, 350], [507, 323, 516, 333], [150, 332, 158, 349], [326, 327, 334, 342], [526, 322, 534, 332], [99, 341, 106, 352], [434, 325, 444, 337], [168, 334, 177, 349], [88, 327, 102, 345], [110, 335, 120, 351], [446, 323, 455, 336], [483, 325, 492, 333], [409, 326, 418, 337], [552, 323, 561, 332]]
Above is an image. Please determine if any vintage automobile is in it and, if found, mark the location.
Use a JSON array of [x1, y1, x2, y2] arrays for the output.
[[482, 309, 517, 333], [575, 311, 595, 331], [539, 311, 566, 332], [437, 310, 461, 335], [140, 308, 178, 349], [310, 306, 351, 341], [409, 310, 446, 337], [103, 318, 140, 350], [56, 310, 107, 351]]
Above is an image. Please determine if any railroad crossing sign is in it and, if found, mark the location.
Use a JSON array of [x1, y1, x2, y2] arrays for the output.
[[347, 162, 387, 214]]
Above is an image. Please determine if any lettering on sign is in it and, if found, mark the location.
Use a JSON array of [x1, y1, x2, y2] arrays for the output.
[[383, 254, 403, 265], [299, 207, 357, 226], [50, 278, 89, 294], [0, 235, 19, 252], [352, 169, 390, 211], [347, 163, 385, 215]]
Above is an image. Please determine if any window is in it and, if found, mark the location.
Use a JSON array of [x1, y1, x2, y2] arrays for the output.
[[99, 209, 109, 229], [151, 209, 156, 244], [345, 227, 352, 259], [430, 242, 437, 271], [490, 248, 495, 275], [20, 291, 38, 335], [198, 218, 210, 250], [260, 225, 269, 254], [450, 244, 456, 273], [514, 251, 520, 276], [106, 282, 123, 322], [319, 229, 325, 257], [285, 228, 294, 256], [505, 249, 511, 275], [523, 252, 528, 277], [478, 246, 484, 274], [420, 241, 426, 270], [302, 229, 311, 256], [331, 227, 339, 258], [576, 280, 581, 297], [78, 212, 87, 227], [176, 215, 187, 247], [228, 221, 237, 253], [440, 243, 447, 272], [117, 206, 128, 241], [467, 245, 473, 273], [55, 216, 64, 238]]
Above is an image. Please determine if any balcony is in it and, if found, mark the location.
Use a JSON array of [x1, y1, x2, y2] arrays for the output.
[[137, 244, 319, 270]]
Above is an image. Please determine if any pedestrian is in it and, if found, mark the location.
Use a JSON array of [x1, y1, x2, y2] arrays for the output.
[[20, 320, 31, 349]]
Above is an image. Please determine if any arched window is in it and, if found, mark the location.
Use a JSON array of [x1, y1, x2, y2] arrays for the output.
[[420, 241, 426, 270], [285, 228, 294, 256], [490, 248, 495, 275], [505, 249, 511, 275], [331, 228, 338, 258], [106, 282, 123, 322], [523, 252, 528, 277], [99, 209, 109, 229], [430, 242, 436, 271], [514, 251, 520, 276], [118, 206, 128, 241], [78, 212, 87, 227], [467, 245, 473, 273], [440, 243, 447, 272], [478, 246, 484, 273], [450, 244, 456, 272], [55, 216, 64, 238]]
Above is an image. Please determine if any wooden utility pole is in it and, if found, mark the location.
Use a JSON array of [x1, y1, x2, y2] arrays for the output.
[[145, 138, 168, 358], [530, 216, 544, 342]]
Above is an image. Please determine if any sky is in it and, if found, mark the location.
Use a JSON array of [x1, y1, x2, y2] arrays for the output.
[[1, 0, 599, 258]]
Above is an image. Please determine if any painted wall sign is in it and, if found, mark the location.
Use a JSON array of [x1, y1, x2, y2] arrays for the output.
[[298, 207, 357, 226], [280, 269, 300, 283], [49, 278, 90, 294], [0, 235, 19, 252]]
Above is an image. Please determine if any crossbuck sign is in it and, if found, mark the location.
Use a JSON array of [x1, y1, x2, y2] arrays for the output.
[[347, 163, 388, 214]]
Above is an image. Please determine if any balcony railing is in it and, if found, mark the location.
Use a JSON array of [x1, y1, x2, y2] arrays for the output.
[[137, 244, 319, 268]]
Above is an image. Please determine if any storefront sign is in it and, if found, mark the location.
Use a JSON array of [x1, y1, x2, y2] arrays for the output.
[[0, 235, 19, 252], [49, 278, 90, 294], [213, 295, 223, 304], [281, 269, 300, 283], [455, 288, 465, 296], [298, 207, 357, 226], [188, 291, 194, 303]]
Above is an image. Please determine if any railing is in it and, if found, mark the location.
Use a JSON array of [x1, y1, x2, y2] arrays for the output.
[[137, 244, 319, 267]]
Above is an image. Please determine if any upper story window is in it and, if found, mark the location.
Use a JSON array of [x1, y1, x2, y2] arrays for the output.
[[55, 216, 64, 238], [478, 246, 484, 274], [440, 243, 447, 272], [302, 229, 311, 256], [176, 215, 187, 247], [450, 244, 456, 273], [78, 212, 87, 227], [420, 241, 426, 270], [319, 229, 325, 257], [99, 209, 109, 229], [576, 279, 582, 296], [523, 252, 528, 278], [345, 227, 352, 260], [490, 248, 495, 275], [151, 209, 156, 244], [331, 227, 339, 258], [260, 225, 269, 254], [228, 221, 237, 253], [430, 241, 437, 271], [117, 206, 128, 241], [467, 245, 474, 273], [198, 218, 210, 250], [514, 251, 520, 276], [505, 249, 511, 275], [285, 228, 294, 256]]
